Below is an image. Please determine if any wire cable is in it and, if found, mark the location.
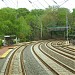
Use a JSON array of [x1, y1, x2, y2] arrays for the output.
[[60, 0, 69, 7], [2, 0, 8, 7], [2, 0, 18, 8], [8, 0, 16, 7], [28, 0, 40, 9], [28, 0, 36, 9], [52, 0, 59, 6], [37, 0, 45, 9], [32, 2, 40, 9], [43, 0, 50, 6], [52, 0, 69, 7], [5, 0, 14, 7]]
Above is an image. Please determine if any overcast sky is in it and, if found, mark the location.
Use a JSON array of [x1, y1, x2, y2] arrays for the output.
[[0, 0, 75, 11]]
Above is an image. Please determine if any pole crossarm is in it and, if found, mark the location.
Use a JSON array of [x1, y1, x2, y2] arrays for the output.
[[47, 26, 70, 31]]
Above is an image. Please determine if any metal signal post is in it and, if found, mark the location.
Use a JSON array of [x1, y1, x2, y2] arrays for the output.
[[66, 11, 69, 41]]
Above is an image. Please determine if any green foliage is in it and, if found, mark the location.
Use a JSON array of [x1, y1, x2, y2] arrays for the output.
[[17, 8, 30, 18], [17, 16, 31, 41], [0, 39, 2, 48], [0, 7, 74, 41]]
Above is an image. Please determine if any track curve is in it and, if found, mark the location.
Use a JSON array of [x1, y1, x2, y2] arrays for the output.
[[5, 45, 26, 75], [32, 41, 75, 75]]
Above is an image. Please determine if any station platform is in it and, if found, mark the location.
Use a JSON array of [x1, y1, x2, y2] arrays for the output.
[[0, 46, 16, 58]]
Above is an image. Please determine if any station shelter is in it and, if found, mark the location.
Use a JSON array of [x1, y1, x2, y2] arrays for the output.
[[3, 35, 17, 46]]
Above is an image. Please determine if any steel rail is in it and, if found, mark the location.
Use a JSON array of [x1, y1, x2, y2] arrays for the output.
[[4, 45, 26, 75], [50, 42, 75, 56], [32, 42, 59, 75], [45, 41, 75, 73], [32, 41, 75, 74], [47, 42, 75, 60]]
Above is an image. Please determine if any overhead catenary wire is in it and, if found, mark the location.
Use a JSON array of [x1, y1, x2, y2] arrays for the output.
[[28, 0, 38, 9], [2, 0, 8, 7], [2, 0, 16, 8], [28, 0, 41, 30], [60, 0, 69, 7], [52, 0, 59, 6], [37, 0, 46, 9], [32, 2, 40, 9], [28, 0, 46, 30], [52, 0, 69, 7], [29, 0, 69, 10], [52, 0, 69, 41], [8, 0, 17, 7], [28, 0, 37, 9], [6, 0, 15, 8], [43, 0, 50, 7], [28, 0, 40, 9], [28, 0, 44, 39], [7, 0, 13, 7], [2, 0, 12, 7]]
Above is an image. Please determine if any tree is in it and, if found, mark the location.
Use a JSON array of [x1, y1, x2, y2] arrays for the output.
[[17, 16, 31, 41], [0, 7, 74, 41], [17, 8, 30, 18]]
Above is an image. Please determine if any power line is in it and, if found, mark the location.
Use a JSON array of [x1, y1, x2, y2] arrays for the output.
[[32, 2, 40, 9], [52, 0, 69, 7], [60, 0, 69, 7], [9, 0, 19, 8], [5, 0, 14, 7], [52, 0, 69, 41], [17, 0, 18, 9], [11, 0, 17, 5], [2, 0, 19, 8], [2, 0, 8, 7], [28, 0, 43, 39], [8, 0, 16, 7], [28, 0, 40, 9], [2, 0, 16, 8], [28, 0, 36, 9], [37, 0, 45, 9], [52, 0, 59, 6], [43, 0, 50, 6], [28, 0, 32, 4]]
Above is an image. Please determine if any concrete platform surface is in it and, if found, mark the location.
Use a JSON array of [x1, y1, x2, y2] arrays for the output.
[[0, 46, 16, 58]]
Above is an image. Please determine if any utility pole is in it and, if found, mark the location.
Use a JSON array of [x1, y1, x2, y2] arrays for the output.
[[66, 11, 68, 41], [52, 0, 69, 43], [41, 21, 42, 40], [28, 0, 43, 40], [66, 10, 69, 45], [17, 0, 18, 9], [16, 0, 18, 44]]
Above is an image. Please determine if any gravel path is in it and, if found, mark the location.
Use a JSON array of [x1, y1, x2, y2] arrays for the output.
[[23, 44, 49, 75]]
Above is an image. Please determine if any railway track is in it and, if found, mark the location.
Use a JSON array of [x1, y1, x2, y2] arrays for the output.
[[47, 42, 75, 60], [1, 40, 75, 75], [46, 41, 75, 71], [32, 42, 59, 75], [4, 45, 26, 75], [32, 41, 75, 75], [51, 41, 75, 54], [51, 44, 75, 56]]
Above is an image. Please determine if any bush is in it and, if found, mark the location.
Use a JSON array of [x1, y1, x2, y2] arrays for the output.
[[0, 39, 2, 48]]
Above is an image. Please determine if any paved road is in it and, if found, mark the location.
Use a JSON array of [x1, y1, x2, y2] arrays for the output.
[[23, 44, 49, 75]]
